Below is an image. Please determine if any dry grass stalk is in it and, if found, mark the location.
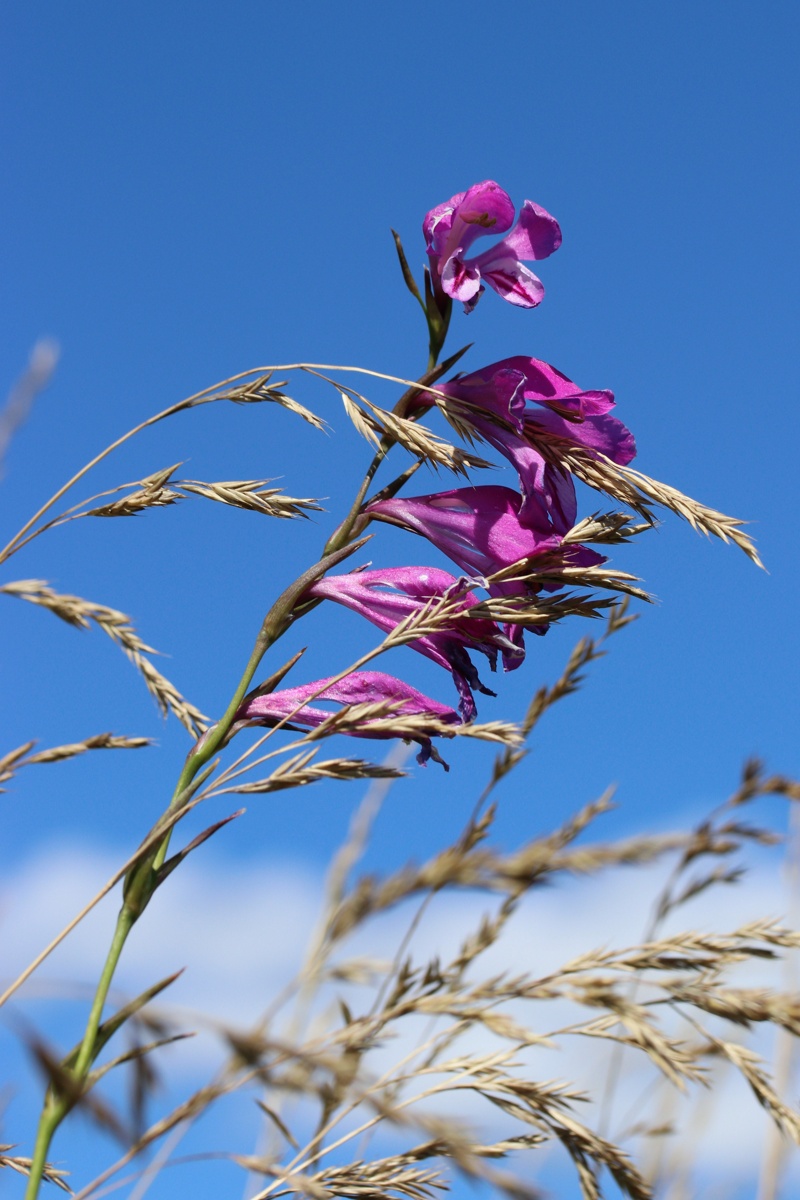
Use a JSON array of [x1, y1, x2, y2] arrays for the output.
[[85, 464, 184, 518], [64, 756, 800, 1200], [217, 374, 327, 430], [487, 560, 652, 603], [0, 734, 151, 792], [218, 750, 407, 795], [562, 512, 653, 546], [485, 601, 636, 793], [372, 587, 614, 654], [45, 466, 322, 527], [436, 389, 760, 565], [24, 734, 152, 765], [0, 340, 60, 472], [0, 741, 37, 790], [563, 448, 763, 567], [709, 1039, 800, 1142], [177, 479, 323, 519], [339, 390, 493, 476], [303, 707, 522, 751], [469, 591, 614, 627], [0, 367, 327, 567], [0, 580, 208, 736]]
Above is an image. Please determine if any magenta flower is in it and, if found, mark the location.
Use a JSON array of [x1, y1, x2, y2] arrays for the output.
[[425, 357, 636, 533], [366, 486, 603, 658], [308, 566, 521, 720], [424, 181, 562, 313], [367, 487, 558, 578], [235, 670, 461, 768]]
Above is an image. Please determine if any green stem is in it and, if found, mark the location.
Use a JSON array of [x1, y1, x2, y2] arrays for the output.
[[24, 910, 134, 1197], [74, 909, 135, 1077], [24, 1104, 64, 1200], [322, 437, 392, 556]]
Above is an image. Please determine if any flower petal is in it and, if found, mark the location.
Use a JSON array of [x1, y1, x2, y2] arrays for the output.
[[527, 409, 637, 465], [490, 356, 606, 408], [309, 567, 508, 719], [367, 487, 560, 578], [236, 671, 461, 769], [425, 181, 516, 264], [449, 180, 516, 248], [439, 364, 527, 432], [473, 254, 546, 308], [423, 192, 465, 255], [494, 200, 562, 261], [440, 252, 483, 304]]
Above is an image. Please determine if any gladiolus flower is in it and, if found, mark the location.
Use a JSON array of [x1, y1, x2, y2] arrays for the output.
[[235, 670, 461, 768], [423, 357, 636, 533], [308, 566, 521, 720], [424, 181, 561, 313], [367, 487, 558, 578], [366, 486, 604, 658]]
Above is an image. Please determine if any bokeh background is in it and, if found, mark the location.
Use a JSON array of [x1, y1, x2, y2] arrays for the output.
[[1, 2, 799, 1196]]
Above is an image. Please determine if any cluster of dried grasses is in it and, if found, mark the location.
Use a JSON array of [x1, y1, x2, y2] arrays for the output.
[[0, 350, 797, 1200]]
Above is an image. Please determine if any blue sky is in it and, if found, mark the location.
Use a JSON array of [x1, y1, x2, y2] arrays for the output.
[[1, 2, 799, 1196]]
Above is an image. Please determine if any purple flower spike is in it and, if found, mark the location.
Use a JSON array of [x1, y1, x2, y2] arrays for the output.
[[425, 357, 636, 533], [309, 566, 521, 721], [424, 181, 562, 313], [236, 670, 461, 769]]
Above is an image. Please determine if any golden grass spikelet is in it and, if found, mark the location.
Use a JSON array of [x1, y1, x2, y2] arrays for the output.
[[379, 595, 472, 646], [218, 374, 327, 431], [301, 701, 405, 740], [562, 511, 653, 546], [730, 757, 800, 806], [87, 489, 182, 519], [711, 1040, 800, 1142], [470, 591, 615, 627], [78, 468, 323, 521], [178, 479, 323, 519], [339, 390, 493, 475], [0, 580, 208, 736], [491, 560, 652, 604], [301, 1158, 447, 1200], [340, 390, 383, 450], [435, 399, 483, 447], [0, 741, 36, 789], [668, 983, 800, 1035], [222, 750, 407, 794], [85, 464, 184, 517], [0, 733, 150, 792], [0, 1146, 71, 1193], [571, 1001, 705, 1089], [25, 733, 152, 764], [298, 702, 522, 752], [563, 448, 763, 567], [478, 1078, 651, 1200]]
